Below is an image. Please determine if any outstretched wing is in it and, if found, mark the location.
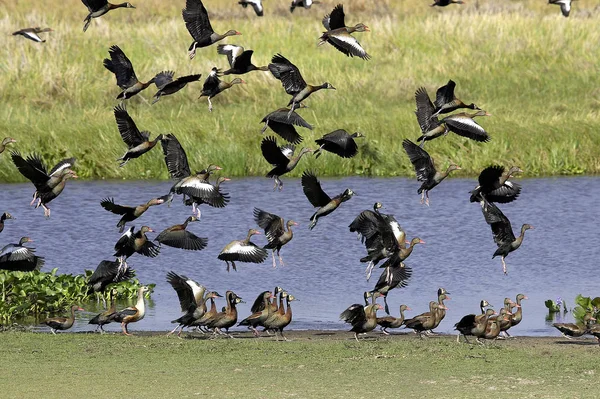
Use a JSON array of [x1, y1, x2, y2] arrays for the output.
[[301, 170, 332, 207], [161, 134, 191, 179], [182, 0, 214, 41], [103, 45, 137, 89], [114, 105, 148, 148], [268, 54, 306, 96], [402, 139, 435, 182], [261, 136, 290, 166]]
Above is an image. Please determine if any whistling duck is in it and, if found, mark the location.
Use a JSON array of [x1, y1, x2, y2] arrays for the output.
[[183, 0, 241, 59], [180, 176, 230, 218], [431, 80, 480, 118], [152, 71, 202, 104], [192, 291, 222, 331], [166, 271, 206, 337], [371, 262, 413, 314], [268, 286, 284, 313], [314, 130, 364, 159], [207, 291, 243, 338], [587, 323, 600, 345], [12, 27, 53, 42], [217, 45, 268, 75], [403, 138, 460, 206], [264, 290, 287, 332], [254, 208, 297, 267], [429, 289, 450, 334], [89, 288, 118, 333], [114, 226, 160, 260], [377, 304, 411, 335], [100, 197, 164, 232], [269, 54, 335, 113], [0, 237, 45, 272], [112, 286, 149, 335], [261, 104, 313, 145], [103, 46, 162, 100], [440, 111, 491, 142], [43, 305, 84, 334], [81, 0, 135, 32], [265, 292, 296, 341], [377, 237, 425, 270], [553, 313, 596, 339], [0, 212, 14, 234], [364, 290, 384, 306], [403, 301, 446, 338], [549, 0, 573, 17], [454, 301, 494, 343], [261, 137, 312, 191], [239, 291, 273, 336], [349, 202, 382, 241], [470, 165, 522, 203], [319, 4, 370, 60], [238, 0, 263, 16], [479, 199, 534, 274], [481, 308, 512, 342], [290, 0, 321, 13], [509, 293, 528, 331], [414, 87, 448, 145], [340, 303, 383, 342], [87, 259, 135, 304], [497, 297, 517, 338], [11, 151, 77, 218], [199, 67, 245, 112], [218, 229, 268, 272], [301, 170, 354, 230], [431, 0, 464, 6], [155, 217, 208, 251], [0, 137, 16, 154]]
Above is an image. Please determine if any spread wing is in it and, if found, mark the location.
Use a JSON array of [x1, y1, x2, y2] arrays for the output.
[[157, 230, 208, 251], [261, 136, 290, 166], [268, 54, 306, 96], [323, 4, 346, 30], [103, 45, 137, 89], [315, 129, 358, 158], [253, 208, 285, 245], [11, 151, 50, 188], [100, 198, 134, 215], [434, 79, 456, 108], [480, 199, 516, 246], [301, 170, 331, 207], [81, 0, 108, 13], [114, 105, 148, 148], [217, 44, 244, 67], [182, 0, 214, 41], [444, 116, 490, 142], [154, 71, 175, 89], [161, 134, 191, 179], [402, 139, 435, 182], [414, 87, 441, 132]]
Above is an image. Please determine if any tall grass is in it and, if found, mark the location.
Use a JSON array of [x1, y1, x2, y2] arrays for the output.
[[1, 0, 599, 182]]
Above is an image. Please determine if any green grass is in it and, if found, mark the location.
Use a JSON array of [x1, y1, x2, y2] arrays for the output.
[[1, 0, 599, 182], [1, 332, 600, 398]]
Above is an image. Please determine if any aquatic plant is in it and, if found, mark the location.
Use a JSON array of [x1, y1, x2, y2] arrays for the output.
[[572, 294, 600, 323]]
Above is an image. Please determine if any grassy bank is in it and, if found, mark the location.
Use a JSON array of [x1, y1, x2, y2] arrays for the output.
[[1, 331, 599, 398], [1, 0, 599, 182]]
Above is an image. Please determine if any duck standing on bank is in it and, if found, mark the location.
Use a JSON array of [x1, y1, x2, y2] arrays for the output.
[[340, 303, 383, 342], [12, 27, 53, 42], [111, 286, 149, 335], [301, 170, 354, 230], [43, 305, 84, 334], [166, 271, 206, 337], [377, 304, 411, 335], [89, 289, 118, 333], [319, 4, 370, 60], [81, 0, 135, 32]]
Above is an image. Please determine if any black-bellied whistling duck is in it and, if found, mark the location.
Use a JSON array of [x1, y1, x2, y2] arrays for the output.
[[238, 0, 263, 16], [152, 71, 202, 104], [301, 170, 354, 230], [112, 286, 149, 335], [479, 198, 534, 274], [43, 305, 84, 334], [440, 111, 491, 142], [553, 313, 596, 340], [431, 80, 479, 118], [218, 229, 268, 272], [314, 130, 364, 159], [340, 303, 383, 342], [498, 297, 517, 338], [0, 237, 45, 272], [114, 226, 160, 260], [371, 262, 413, 314], [470, 165, 523, 203], [12, 27, 53, 42], [377, 304, 411, 335], [239, 291, 273, 336], [264, 290, 287, 333], [481, 308, 512, 342], [217, 45, 268, 75], [403, 301, 446, 338], [183, 0, 241, 59], [181, 176, 230, 218], [509, 293, 528, 331], [454, 301, 495, 343], [549, 0, 573, 17], [192, 291, 222, 331], [207, 291, 243, 338], [261, 104, 312, 145], [378, 237, 425, 270], [155, 217, 208, 251], [199, 67, 245, 112], [82, 0, 135, 32], [587, 323, 600, 345], [87, 259, 135, 303], [11, 151, 77, 218], [431, 0, 464, 6], [103, 46, 160, 100], [414, 87, 448, 145], [0, 212, 14, 234], [254, 208, 297, 268], [0, 137, 16, 154], [100, 197, 164, 232], [269, 54, 335, 113], [166, 271, 206, 337], [89, 289, 118, 333], [261, 137, 312, 191], [403, 138, 460, 206], [319, 4, 370, 60], [290, 0, 321, 13], [265, 292, 296, 341]]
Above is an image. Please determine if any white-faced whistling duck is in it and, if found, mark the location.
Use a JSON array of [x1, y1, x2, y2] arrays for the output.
[[301, 170, 354, 230], [114, 226, 160, 261], [152, 71, 202, 104], [430, 0, 464, 7], [479, 199, 534, 275], [166, 271, 206, 337], [217, 44, 268, 75], [88, 288, 118, 333], [549, 0, 573, 17], [455, 306, 495, 344], [0, 137, 17, 154], [440, 110, 491, 142], [81, 0, 135, 32], [470, 165, 522, 203], [371, 262, 413, 314], [103, 46, 159, 100], [314, 129, 363, 159], [290, 0, 320, 13], [199, 67, 245, 112], [340, 302, 383, 342], [553, 313, 595, 340], [0, 237, 45, 272], [239, 291, 273, 336], [260, 104, 312, 145], [183, 0, 242, 59], [429, 290, 451, 334], [268, 54, 335, 114], [348, 202, 382, 241], [402, 301, 446, 338], [12, 27, 53, 43], [217, 229, 268, 272], [261, 136, 312, 191], [155, 217, 208, 251], [43, 305, 84, 334], [402, 138, 460, 206], [319, 4, 370, 60], [87, 259, 135, 304], [253, 208, 297, 268], [100, 196, 165, 232], [377, 304, 411, 335], [0, 212, 14, 234], [111, 286, 149, 335], [414, 87, 448, 146], [509, 294, 528, 331], [238, 0, 263, 16], [10, 151, 77, 218], [431, 80, 480, 118]]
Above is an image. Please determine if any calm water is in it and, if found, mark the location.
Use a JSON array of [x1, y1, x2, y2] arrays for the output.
[[0, 176, 596, 336]]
